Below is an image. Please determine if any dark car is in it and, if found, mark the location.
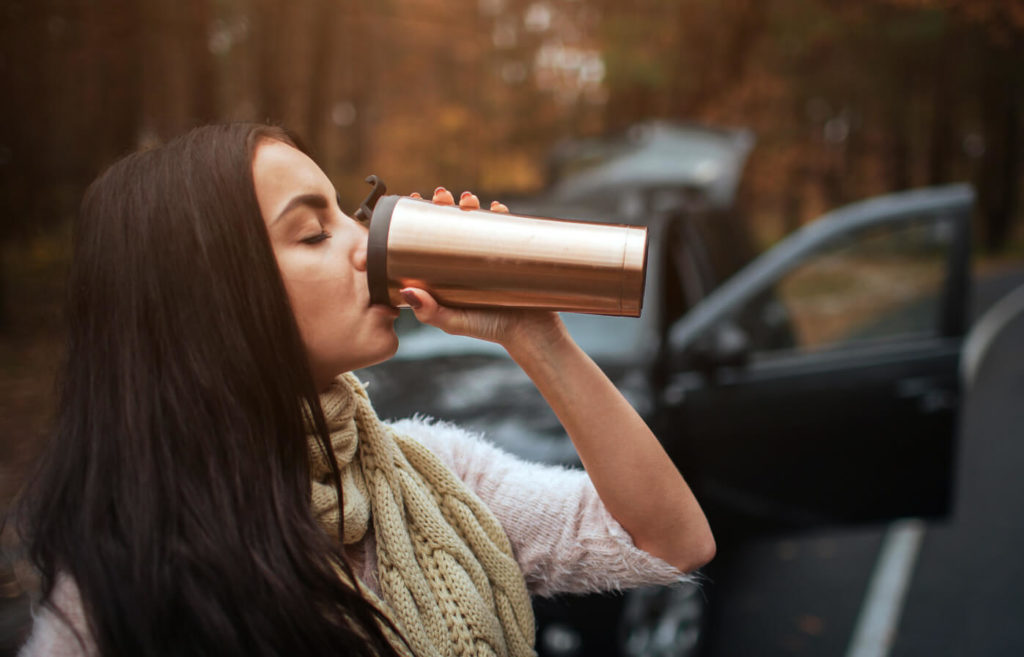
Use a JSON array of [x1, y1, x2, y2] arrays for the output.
[[358, 123, 974, 657]]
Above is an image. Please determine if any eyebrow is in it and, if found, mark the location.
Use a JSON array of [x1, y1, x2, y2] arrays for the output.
[[273, 193, 330, 225]]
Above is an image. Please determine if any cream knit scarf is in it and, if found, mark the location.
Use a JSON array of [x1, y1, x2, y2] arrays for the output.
[[308, 373, 536, 657]]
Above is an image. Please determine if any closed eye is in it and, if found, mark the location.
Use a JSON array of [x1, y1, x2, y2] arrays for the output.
[[300, 230, 331, 245]]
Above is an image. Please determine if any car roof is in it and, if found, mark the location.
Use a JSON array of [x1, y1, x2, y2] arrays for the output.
[[545, 121, 755, 210]]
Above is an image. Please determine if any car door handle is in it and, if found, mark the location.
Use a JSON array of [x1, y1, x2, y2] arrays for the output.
[[896, 377, 957, 413]]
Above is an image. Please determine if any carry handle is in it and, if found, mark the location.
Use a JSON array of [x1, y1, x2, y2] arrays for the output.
[[353, 175, 387, 224]]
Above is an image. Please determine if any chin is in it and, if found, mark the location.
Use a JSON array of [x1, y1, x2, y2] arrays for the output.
[[344, 336, 400, 373], [371, 338, 400, 367]]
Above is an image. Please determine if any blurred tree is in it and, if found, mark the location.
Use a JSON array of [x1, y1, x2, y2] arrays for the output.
[[588, 0, 1022, 248], [956, 1, 1024, 252], [139, 0, 217, 141], [872, 0, 1024, 251], [0, 0, 144, 328]]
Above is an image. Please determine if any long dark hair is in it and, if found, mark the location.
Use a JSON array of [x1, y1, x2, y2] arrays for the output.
[[17, 123, 404, 656]]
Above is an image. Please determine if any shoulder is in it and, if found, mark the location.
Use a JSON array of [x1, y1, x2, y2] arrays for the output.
[[19, 575, 96, 657], [386, 415, 587, 513], [388, 414, 477, 449], [387, 415, 582, 492], [387, 415, 504, 479]]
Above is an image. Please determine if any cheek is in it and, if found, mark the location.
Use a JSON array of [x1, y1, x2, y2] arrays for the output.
[[274, 247, 384, 373], [279, 249, 353, 319], [287, 277, 356, 341]]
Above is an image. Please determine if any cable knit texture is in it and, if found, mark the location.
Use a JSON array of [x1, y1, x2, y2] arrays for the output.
[[308, 373, 535, 657]]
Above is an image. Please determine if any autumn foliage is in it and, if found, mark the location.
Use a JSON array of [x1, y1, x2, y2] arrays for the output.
[[0, 0, 1021, 249]]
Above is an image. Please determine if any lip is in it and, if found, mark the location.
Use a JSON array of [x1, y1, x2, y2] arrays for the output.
[[371, 303, 400, 319]]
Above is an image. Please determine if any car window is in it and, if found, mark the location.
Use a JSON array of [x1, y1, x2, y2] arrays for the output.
[[744, 217, 955, 356]]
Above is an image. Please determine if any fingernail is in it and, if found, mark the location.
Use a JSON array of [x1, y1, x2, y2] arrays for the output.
[[460, 191, 472, 200], [434, 186, 446, 196], [400, 289, 421, 309]]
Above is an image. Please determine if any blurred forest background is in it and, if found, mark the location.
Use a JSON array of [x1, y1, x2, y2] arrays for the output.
[[1, 0, 1023, 638], [3, 0, 1023, 250]]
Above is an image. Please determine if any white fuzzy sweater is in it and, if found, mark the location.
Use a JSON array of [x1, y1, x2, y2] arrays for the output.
[[19, 417, 688, 656]]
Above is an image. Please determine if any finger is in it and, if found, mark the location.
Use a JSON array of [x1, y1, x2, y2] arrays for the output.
[[399, 287, 425, 311], [432, 186, 455, 205], [490, 200, 509, 214], [400, 287, 454, 330], [409, 192, 422, 199], [458, 191, 481, 210]]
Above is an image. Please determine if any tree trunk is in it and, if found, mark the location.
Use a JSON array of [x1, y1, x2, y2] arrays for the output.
[[140, 0, 217, 140], [976, 35, 1022, 253], [927, 24, 955, 185]]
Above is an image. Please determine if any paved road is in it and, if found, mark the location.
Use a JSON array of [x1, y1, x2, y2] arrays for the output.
[[699, 267, 1024, 657], [893, 276, 1024, 656]]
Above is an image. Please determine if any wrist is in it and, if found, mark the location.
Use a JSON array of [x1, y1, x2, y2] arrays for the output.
[[503, 312, 572, 363]]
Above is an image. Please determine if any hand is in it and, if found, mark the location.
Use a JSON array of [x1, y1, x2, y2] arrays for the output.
[[400, 187, 566, 350]]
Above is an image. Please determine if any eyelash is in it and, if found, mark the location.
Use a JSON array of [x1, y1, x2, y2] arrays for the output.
[[301, 230, 331, 245]]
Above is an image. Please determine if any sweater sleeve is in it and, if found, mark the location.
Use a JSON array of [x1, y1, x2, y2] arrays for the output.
[[389, 417, 694, 598]]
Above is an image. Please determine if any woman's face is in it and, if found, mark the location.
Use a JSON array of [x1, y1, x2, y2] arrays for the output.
[[252, 139, 399, 388]]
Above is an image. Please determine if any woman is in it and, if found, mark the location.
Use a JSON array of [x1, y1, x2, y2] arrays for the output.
[[16, 123, 714, 656]]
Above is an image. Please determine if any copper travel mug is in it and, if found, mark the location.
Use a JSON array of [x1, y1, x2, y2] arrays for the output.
[[365, 195, 648, 317]]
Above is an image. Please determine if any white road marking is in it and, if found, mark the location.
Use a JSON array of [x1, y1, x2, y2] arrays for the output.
[[962, 281, 1024, 390], [845, 518, 926, 657]]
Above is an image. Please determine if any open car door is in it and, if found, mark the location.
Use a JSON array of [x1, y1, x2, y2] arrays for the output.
[[658, 185, 973, 536]]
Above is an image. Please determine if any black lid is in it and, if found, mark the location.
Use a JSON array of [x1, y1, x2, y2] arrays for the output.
[[366, 195, 400, 306]]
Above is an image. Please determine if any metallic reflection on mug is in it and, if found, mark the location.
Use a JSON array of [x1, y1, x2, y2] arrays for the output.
[[364, 194, 648, 317]]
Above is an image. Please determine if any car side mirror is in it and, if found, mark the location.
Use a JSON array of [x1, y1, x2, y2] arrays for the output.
[[688, 322, 752, 377]]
